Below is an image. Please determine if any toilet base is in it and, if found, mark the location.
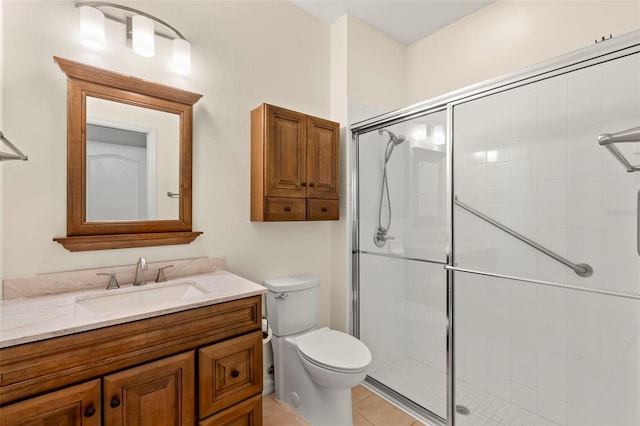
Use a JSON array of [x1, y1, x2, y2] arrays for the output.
[[272, 334, 356, 426]]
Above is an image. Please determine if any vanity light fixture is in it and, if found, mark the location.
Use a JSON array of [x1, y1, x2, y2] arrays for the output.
[[76, 2, 191, 73]]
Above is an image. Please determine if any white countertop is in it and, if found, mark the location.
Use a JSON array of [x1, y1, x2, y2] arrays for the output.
[[0, 271, 267, 349]]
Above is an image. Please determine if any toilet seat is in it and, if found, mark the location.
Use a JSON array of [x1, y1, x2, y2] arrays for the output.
[[296, 327, 371, 373]]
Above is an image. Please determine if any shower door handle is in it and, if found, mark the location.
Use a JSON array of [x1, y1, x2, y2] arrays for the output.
[[637, 189, 639, 256]]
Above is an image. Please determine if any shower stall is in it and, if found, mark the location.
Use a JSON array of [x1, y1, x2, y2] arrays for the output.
[[351, 31, 640, 426]]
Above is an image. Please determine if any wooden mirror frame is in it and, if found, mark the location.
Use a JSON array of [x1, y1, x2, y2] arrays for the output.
[[53, 57, 203, 251]]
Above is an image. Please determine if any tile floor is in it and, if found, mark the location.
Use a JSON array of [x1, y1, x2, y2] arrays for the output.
[[263, 385, 426, 426]]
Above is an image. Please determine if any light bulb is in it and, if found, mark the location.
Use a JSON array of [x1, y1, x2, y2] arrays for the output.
[[172, 39, 191, 74], [132, 15, 154, 57], [79, 6, 105, 49]]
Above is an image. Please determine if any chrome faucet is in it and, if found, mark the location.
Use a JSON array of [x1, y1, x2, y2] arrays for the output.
[[133, 256, 148, 286]]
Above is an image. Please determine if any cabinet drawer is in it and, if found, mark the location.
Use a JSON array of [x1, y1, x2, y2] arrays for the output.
[[0, 379, 101, 426], [264, 197, 305, 221], [198, 330, 262, 418], [306, 199, 339, 220], [198, 394, 262, 426]]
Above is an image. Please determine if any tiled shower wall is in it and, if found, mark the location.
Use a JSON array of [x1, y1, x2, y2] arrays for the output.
[[453, 53, 640, 425]]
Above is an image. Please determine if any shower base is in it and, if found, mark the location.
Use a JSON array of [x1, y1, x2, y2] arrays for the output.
[[371, 358, 559, 425]]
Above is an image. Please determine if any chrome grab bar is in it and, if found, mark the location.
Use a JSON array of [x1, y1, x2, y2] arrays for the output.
[[454, 197, 593, 277], [598, 125, 640, 172]]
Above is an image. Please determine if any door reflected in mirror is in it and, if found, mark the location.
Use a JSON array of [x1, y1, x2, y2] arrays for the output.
[[86, 97, 180, 221]]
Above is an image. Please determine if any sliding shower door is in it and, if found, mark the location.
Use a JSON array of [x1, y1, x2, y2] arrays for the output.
[[451, 52, 640, 426], [355, 110, 450, 422]]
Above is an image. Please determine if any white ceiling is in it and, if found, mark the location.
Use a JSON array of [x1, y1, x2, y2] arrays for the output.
[[289, 0, 494, 46]]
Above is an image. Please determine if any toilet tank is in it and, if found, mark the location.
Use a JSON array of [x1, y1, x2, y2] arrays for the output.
[[264, 274, 320, 336]]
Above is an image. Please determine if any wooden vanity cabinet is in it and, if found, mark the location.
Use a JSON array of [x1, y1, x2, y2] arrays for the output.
[[251, 103, 340, 221], [0, 296, 263, 426]]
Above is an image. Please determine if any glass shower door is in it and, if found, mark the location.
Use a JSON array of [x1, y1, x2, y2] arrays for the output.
[[451, 52, 640, 426], [355, 110, 449, 421]]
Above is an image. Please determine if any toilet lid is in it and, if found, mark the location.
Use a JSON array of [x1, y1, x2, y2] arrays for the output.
[[296, 328, 371, 372]]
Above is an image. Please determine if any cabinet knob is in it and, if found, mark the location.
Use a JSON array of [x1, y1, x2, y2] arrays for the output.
[[110, 397, 121, 408], [321, 207, 328, 212], [309, 183, 315, 187], [301, 182, 307, 187], [231, 370, 240, 378], [84, 406, 96, 418], [284, 207, 291, 212]]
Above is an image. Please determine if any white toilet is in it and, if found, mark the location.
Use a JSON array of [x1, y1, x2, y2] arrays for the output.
[[264, 274, 372, 426]]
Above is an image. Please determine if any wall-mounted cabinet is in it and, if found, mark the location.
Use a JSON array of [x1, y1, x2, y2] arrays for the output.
[[251, 104, 340, 221]]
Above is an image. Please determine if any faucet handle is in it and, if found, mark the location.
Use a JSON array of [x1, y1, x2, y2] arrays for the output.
[[155, 265, 175, 283], [97, 273, 119, 290]]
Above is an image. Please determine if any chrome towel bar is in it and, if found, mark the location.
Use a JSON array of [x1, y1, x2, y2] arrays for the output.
[[0, 131, 28, 162], [454, 197, 593, 277], [598, 125, 640, 172]]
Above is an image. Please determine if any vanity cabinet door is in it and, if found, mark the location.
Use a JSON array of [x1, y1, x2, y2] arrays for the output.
[[103, 351, 195, 426], [198, 330, 262, 419], [0, 379, 100, 426]]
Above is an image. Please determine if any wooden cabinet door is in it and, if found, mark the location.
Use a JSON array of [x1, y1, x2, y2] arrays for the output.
[[103, 351, 195, 426], [306, 116, 339, 200], [264, 105, 307, 198], [198, 394, 262, 426], [198, 331, 262, 419], [0, 379, 100, 426]]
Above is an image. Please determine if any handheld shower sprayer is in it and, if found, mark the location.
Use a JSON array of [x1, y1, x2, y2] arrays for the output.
[[374, 128, 407, 247], [378, 129, 407, 146]]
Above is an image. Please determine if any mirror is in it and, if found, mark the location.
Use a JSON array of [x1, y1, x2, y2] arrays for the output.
[[53, 57, 203, 251], [86, 97, 180, 221]]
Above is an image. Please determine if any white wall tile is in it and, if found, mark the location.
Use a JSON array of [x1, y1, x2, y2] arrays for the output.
[[567, 203, 602, 229], [567, 358, 603, 410], [537, 203, 567, 228], [510, 381, 537, 413], [567, 228, 602, 256], [567, 176, 602, 203], [537, 179, 567, 204], [568, 150, 603, 178], [602, 175, 639, 204], [568, 123, 602, 153], [511, 158, 538, 182], [537, 155, 568, 181], [511, 182, 537, 204], [537, 392, 568, 425]]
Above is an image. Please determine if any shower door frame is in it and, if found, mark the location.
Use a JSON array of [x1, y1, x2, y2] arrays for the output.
[[350, 29, 640, 426]]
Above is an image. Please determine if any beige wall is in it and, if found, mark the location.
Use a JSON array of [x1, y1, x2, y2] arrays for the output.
[[329, 15, 349, 332], [0, 0, 4, 297], [406, 0, 640, 103], [347, 15, 406, 114], [2, 0, 335, 325]]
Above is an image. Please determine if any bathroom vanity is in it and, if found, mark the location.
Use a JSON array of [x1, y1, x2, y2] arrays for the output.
[[0, 271, 266, 425]]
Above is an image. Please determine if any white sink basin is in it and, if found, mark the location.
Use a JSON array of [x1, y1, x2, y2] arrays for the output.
[[75, 282, 207, 315]]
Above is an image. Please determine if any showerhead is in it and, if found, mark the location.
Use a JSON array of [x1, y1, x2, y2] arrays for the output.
[[378, 128, 407, 146]]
